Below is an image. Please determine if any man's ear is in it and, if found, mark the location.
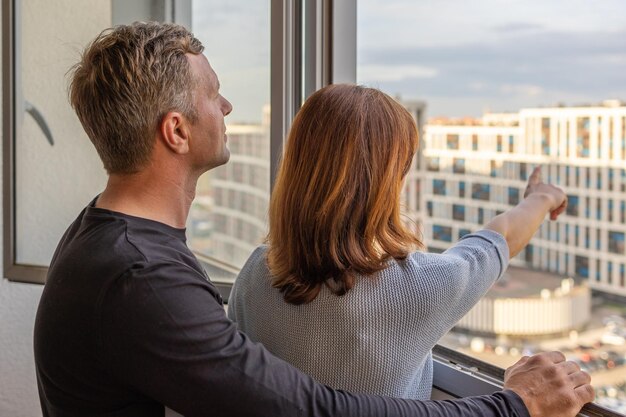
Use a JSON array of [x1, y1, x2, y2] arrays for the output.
[[159, 111, 190, 154]]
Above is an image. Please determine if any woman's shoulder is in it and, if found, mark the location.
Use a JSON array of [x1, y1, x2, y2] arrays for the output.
[[238, 244, 270, 278]]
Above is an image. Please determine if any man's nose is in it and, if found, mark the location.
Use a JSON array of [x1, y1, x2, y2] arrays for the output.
[[223, 97, 233, 116]]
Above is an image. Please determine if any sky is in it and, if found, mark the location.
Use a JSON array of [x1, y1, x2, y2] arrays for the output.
[[192, 0, 626, 122], [191, 1, 270, 124], [358, 0, 626, 118]]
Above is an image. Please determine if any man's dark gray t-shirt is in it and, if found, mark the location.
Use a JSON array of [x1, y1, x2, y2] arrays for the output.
[[34, 200, 530, 417]]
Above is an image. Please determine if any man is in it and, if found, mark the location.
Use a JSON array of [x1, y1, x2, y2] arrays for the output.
[[34, 22, 594, 417]]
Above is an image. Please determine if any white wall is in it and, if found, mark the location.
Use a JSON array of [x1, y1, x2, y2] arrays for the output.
[[0, 279, 43, 417]]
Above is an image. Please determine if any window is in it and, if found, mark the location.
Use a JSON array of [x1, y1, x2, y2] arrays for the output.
[[433, 179, 447, 195], [541, 118, 550, 155], [446, 134, 459, 150], [427, 157, 440, 171], [453, 158, 465, 174], [359, 0, 626, 412], [188, 0, 271, 272], [452, 204, 465, 221], [525, 244, 533, 263], [577, 117, 590, 158], [609, 231, 625, 255], [575, 255, 589, 278], [3, 0, 114, 282], [519, 162, 527, 180], [471, 183, 490, 201], [508, 187, 519, 206], [433, 225, 452, 242]]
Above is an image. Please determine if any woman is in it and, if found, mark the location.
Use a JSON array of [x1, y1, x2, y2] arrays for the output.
[[228, 84, 566, 399]]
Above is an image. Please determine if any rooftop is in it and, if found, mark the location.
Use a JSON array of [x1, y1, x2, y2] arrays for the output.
[[486, 266, 587, 299]]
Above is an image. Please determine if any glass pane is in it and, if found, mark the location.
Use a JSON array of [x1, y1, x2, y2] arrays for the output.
[[16, 0, 109, 266], [189, 1, 270, 276], [358, 0, 626, 412]]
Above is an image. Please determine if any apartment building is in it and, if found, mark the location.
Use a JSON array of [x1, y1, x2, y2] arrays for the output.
[[421, 101, 626, 297]]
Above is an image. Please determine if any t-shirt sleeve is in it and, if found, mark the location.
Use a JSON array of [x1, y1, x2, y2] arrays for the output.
[[97, 260, 527, 417]]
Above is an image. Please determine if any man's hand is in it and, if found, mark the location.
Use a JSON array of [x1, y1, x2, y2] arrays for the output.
[[504, 351, 594, 417]]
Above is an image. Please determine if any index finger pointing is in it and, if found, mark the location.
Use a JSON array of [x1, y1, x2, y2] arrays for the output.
[[527, 166, 542, 185]]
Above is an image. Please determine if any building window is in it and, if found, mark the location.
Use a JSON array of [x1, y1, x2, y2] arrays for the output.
[[472, 134, 478, 150], [459, 181, 466, 198], [541, 117, 550, 155], [566, 195, 579, 217], [426, 201, 433, 217], [609, 231, 625, 254], [433, 179, 446, 195], [477, 207, 484, 224], [577, 117, 590, 157], [490, 160, 497, 177], [452, 204, 465, 221], [525, 244, 533, 263], [471, 183, 490, 201], [459, 228, 472, 239], [453, 158, 465, 174], [519, 162, 527, 180], [427, 157, 440, 172], [575, 255, 589, 278], [446, 134, 459, 150], [433, 225, 452, 242], [496, 135, 503, 152]]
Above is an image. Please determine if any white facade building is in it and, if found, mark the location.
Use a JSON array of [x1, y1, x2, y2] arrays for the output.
[[420, 102, 626, 298], [456, 268, 591, 337]]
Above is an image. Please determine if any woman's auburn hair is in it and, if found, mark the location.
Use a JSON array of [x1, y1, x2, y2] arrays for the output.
[[267, 84, 424, 305]]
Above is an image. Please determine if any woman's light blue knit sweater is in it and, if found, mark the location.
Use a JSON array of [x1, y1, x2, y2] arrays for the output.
[[228, 229, 509, 400]]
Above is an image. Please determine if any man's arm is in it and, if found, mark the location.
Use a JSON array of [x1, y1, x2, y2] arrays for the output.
[[98, 262, 590, 417]]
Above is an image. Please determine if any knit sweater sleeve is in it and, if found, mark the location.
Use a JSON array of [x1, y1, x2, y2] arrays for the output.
[[410, 229, 510, 332]]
